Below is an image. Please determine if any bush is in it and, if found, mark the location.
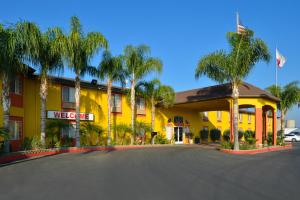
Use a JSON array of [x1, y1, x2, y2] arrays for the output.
[[200, 129, 209, 142], [21, 137, 32, 150], [238, 130, 244, 140], [276, 135, 285, 146], [244, 130, 256, 145], [80, 122, 103, 146], [223, 130, 230, 141], [61, 135, 74, 147], [113, 124, 131, 145], [244, 130, 255, 140], [267, 132, 273, 146], [154, 133, 169, 144], [221, 141, 233, 149], [31, 135, 44, 150], [239, 143, 256, 150], [210, 129, 221, 142]]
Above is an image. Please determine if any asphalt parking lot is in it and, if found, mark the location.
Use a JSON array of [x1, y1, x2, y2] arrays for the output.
[[0, 144, 299, 200]]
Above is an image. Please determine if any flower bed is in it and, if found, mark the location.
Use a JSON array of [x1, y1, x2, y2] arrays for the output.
[[220, 144, 292, 155]]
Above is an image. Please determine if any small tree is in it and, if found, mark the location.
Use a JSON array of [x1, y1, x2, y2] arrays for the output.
[[210, 129, 221, 142], [200, 129, 209, 143], [223, 129, 230, 141], [113, 124, 131, 145]]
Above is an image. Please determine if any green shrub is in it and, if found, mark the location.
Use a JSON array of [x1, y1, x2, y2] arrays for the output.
[[61, 135, 74, 147], [239, 143, 256, 150], [200, 129, 209, 142], [113, 124, 132, 145], [210, 129, 221, 142], [80, 122, 103, 146], [238, 130, 244, 140], [221, 141, 233, 149], [267, 132, 273, 146], [154, 133, 169, 144], [244, 130, 255, 140], [21, 137, 32, 150], [31, 135, 44, 150], [276, 135, 285, 146], [223, 130, 230, 141]]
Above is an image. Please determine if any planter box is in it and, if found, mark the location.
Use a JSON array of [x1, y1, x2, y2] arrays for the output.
[[220, 144, 292, 155]]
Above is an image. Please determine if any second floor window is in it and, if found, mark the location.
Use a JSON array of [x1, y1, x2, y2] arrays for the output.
[[248, 114, 251, 124], [62, 87, 75, 103], [136, 97, 146, 115], [10, 77, 22, 95], [239, 113, 243, 123], [111, 94, 122, 113]]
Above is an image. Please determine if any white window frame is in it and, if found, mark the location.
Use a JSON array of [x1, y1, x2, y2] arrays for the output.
[[248, 114, 251, 124], [9, 120, 22, 140], [62, 87, 75, 103], [10, 76, 22, 95], [239, 113, 243, 123], [111, 93, 122, 113], [136, 97, 146, 114]]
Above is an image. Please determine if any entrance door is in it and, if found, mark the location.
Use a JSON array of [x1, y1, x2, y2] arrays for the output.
[[174, 127, 183, 144]]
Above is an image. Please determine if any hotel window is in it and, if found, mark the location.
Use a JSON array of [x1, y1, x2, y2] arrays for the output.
[[62, 87, 75, 103], [111, 93, 122, 113], [136, 97, 146, 115], [9, 120, 22, 140], [239, 113, 243, 123], [217, 111, 222, 122], [248, 114, 251, 124], [202, 112, 208, 121], [10, 76, 22, 95]]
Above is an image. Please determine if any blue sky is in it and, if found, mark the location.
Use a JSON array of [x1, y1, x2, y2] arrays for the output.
[[1, 0, 299, 126]]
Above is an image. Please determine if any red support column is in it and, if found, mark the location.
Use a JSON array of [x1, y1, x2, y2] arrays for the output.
[[263, 110, 268, 142], [255, 108, 263, 146], [273, 110, 277, 145]]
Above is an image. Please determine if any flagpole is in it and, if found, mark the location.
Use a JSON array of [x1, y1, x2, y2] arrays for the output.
[[236, 12, 239, 33], [275, 47, 278, 88]]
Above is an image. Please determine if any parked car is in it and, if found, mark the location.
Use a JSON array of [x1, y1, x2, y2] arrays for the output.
[[284, 132, 300, 142]]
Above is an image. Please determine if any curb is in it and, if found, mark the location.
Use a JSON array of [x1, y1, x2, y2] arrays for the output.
[[0, 144, 182, 165], [220, 144, 293, 155]]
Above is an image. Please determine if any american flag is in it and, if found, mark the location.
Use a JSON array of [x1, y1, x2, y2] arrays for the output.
[[237, 13, 246, 34]]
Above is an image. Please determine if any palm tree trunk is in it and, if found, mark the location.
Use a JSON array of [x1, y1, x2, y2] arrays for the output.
[[232, 82, 239, 150], [130, 78, 135, 145], [40, 76, 48, 146], [2, 74, 11, 153], [151, 96, 155, 145], [107, 79, 112, 145], [75, 75, 81, 147]]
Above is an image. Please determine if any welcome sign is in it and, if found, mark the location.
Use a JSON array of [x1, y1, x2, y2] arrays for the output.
[[47, 111, 94, 121]]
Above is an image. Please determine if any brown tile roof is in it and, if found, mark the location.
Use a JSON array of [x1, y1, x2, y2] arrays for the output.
[[175, 82, 280, 104]]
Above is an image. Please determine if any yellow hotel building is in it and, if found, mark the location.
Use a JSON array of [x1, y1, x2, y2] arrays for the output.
[[0, 69, 279, 151]]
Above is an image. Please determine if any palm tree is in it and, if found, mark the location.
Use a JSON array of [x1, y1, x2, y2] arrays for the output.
[[60, 16, 108, 147], [266, 81, 300, 136], [136, 79, 175, 144], [15, 22, 64, 145], [98, 50, 126, 145], [195, 30, 270, 150], [123, 45, 162, 144], [0, 23, 27, 152]]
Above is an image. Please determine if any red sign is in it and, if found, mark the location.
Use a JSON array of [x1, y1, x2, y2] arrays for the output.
[[47, 111, 94, 121]]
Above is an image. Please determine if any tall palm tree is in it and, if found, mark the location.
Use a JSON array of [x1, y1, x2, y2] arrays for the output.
[[59, 16, 108, 147], [136, 79, 175, 139], [15, 22, 64, 145], [266, 81, 300, 136], [123, 45, 162, 144], [195, 30, 270, 150], [98, 50, 126, 145], [0, 23, 27, 152]]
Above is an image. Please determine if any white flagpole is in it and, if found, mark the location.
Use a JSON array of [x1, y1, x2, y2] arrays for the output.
[[275, 47, 278, 87], [236, 12, 239, 33]]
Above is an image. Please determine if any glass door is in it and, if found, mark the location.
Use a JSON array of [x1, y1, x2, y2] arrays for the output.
[[174, 127, 183, 144]]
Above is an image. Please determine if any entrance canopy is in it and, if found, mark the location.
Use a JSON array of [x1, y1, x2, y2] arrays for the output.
[[174, 82, 279, 111]]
